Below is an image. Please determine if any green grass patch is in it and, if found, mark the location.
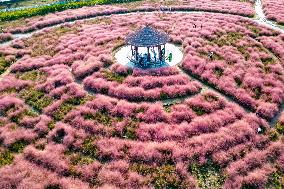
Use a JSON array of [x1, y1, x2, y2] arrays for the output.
[[102, 70, 127, 83], [53, 103, 73, 121], [199, 51, 224, 61], [0, 150, 14, 167], [81, 137, 97, 158], [0, 17, 29, 32], [91, 111, 112, 126], [17, 70, 47, 82], [191, 106, 207, 116], [131, 163, 189, 189], [84, 110, 111, 125], [267, 128, 279, 141], [122, 119, 138, 140], [189, 160, 225, 189], [8, 139, 29, 153], [24, 26, 79, 57], [237, 46, 250, 61], [10, 109, 37, 124], [85, 17, 112, 25], [261, 57, 275, 65], [64, 137, 97, 166], [246, 25, 261, 36], [47, 120, 55, 131], [252, 86, 262, 100], [265, 171, 284, 189], [0, 120, 5, 127], [211, 32, 243, 47], [19, 87, 53, 112], [53, 96, 87, 121], [69, 153, 94, 165], [0, 55, 13, 75], [213, 67, 223, 78]]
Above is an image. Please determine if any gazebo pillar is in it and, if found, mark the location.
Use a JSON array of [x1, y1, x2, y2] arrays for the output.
[[163, 44, 166, 60], [147, 47, 150, 61], [158, 45, 162, 61], [131, 46, 134, 56], [135, 46, 138, 61]]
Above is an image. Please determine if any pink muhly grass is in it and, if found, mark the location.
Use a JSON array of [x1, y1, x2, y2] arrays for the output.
[[137, 103, 168, 123]]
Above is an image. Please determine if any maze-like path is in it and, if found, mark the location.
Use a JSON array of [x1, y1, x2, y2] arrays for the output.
[[0, 2, 284, 189]]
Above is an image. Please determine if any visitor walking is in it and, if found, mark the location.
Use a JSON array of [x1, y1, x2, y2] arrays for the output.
[[208, 51, 214, 60]]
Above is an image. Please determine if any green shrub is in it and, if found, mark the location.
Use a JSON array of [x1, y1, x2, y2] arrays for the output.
[[276, 122, 284, 134], [83, 112, 95, 120], [53, 97, 86, 121], [83, 111, 112, 126], [0, 150, 14, 167], [268, 129, 279, 141], [48, 120, 55, 131], [53, 103, 73, 121], [82, 138, 97, 158], [19, 87, 53, 111], [122, 120, 138, 139], [265, 171, 284, 189], [9, 139, 29, 153], [0, 0, 140, 22], [189, 160, 225, 189]]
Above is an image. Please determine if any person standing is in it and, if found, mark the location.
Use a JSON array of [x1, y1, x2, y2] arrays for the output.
[[168, 52, 173, 62]]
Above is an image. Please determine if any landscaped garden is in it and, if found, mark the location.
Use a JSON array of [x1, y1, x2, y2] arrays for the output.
[[0, 0, 284, 188]]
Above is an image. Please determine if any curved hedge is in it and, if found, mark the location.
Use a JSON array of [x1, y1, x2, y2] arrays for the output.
[[0, 0, 139, 21]]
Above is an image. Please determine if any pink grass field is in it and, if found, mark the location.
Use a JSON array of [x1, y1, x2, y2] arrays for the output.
[[0, 1, 284, 189], [263, 0, 284, 25]]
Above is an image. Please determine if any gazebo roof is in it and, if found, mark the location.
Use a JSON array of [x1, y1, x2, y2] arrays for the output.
[[125, 26, 169, 47]]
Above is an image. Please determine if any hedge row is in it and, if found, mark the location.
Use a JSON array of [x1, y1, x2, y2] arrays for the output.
[[0, 0, 139, 22]]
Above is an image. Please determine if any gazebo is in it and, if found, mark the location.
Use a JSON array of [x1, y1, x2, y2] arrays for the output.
[[125, 26, 170, 67]]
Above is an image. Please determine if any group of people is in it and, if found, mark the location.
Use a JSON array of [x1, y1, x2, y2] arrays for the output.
[[129, 47, 173, 67]]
